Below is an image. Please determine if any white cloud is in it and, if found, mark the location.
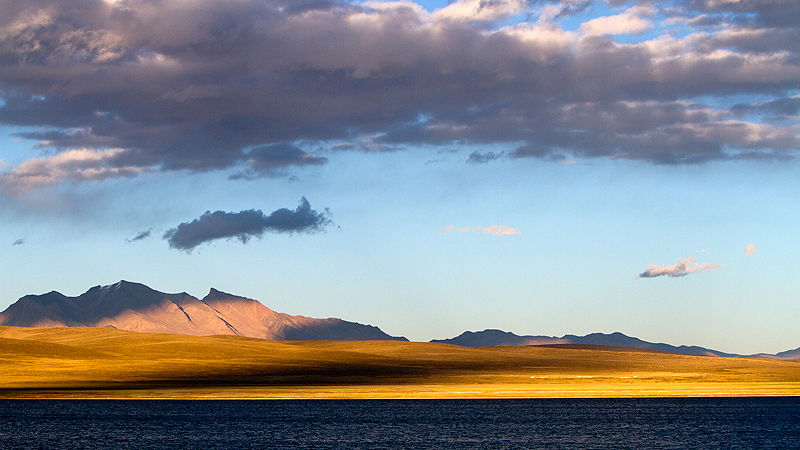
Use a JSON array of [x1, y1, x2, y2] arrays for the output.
[[637, 256, 722, 278], [433, 0, 526, 23], [745, 244, 757, 257], [482, 225, 519, 235], [0, 148, 151, 196], [580, 6, 653, 36], [436, 225, 519, 235]]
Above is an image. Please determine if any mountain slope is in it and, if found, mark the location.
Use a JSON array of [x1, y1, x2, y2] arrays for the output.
[[430, 329, 569, 347], [0, 281, 406, 342], [432, 330, 739, 357], [774, 346, 800, 360]]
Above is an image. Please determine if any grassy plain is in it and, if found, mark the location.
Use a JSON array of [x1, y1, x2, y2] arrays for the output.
[[1, 326, 798, 399]]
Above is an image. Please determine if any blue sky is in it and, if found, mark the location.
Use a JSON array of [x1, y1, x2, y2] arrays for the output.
[[1, 0, 798, 354]]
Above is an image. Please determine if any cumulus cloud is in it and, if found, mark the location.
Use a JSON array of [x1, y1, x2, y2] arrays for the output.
[[637, 257, 722, 278], [0, 0, 798, 194], [164, 197, 333, 251], [436, 225, 519, 235], [745, 244, 757, 257]]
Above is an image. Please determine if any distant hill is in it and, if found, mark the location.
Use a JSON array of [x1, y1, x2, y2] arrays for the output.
[[432, 329, 742, 357], [430, 329, 570, 347], [774, 346, 800, 360], [0, 281, 406, 342]]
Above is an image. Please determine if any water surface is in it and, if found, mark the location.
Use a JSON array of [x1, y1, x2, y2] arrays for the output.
[[1, 397, 798, 449]]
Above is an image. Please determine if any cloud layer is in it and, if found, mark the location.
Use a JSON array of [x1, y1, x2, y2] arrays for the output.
[[164, 197, 332, 251], [0, 0, 798, 193], [637, 257, 722, 278]]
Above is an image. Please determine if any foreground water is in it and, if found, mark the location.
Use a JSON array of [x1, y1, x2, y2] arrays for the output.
[[1, 397, 798, 449]]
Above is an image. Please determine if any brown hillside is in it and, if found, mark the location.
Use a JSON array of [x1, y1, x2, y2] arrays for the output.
[[1, 326, 798, 399]]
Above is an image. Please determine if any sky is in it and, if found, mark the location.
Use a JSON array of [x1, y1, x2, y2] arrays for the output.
[[1, 0, 798, 354]]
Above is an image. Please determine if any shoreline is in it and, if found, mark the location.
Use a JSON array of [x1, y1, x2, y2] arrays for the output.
[[3, 382, 800, 400]]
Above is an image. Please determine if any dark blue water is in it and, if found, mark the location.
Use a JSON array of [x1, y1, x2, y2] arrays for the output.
[[0, 398, 798, 449]]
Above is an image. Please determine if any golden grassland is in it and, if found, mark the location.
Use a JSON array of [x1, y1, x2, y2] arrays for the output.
[[1, 326, 798, 399]]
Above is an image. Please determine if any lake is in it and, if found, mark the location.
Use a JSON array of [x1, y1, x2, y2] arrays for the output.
[[1, 397, 798, 449]]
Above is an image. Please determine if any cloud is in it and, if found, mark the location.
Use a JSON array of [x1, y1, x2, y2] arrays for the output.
[[433, 0, 527, 23], [164, 197, 333, 251], [580, 6, 653, 36], [230, 143, 328, 180], [637, 257, 722, 278], [127, 229, 152, 243], [745, 244, 757, 257], [0, 0, 798, 195], [482, 225, 519, 235], [12, 238, 25, 246], [466, 151, 504, 164], [0, 148, 151, 195], [436, 225, 519, 235]]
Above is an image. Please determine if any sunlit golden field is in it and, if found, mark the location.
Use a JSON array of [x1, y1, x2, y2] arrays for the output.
[[1, 326, 798, 399]]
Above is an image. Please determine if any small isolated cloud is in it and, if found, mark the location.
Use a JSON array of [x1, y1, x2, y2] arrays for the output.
[[637, 257, 722, 278], [164, 197, 332, 251], [12, 238, 25, 246], [745, 244, 757, 257], [436, 225, 519, 235], [127, 229, 152, 243]]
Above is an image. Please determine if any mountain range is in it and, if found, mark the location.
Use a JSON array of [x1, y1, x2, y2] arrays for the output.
[[0, 280, 406, 341], [431, 329, 745, 357], [1, 281, 798, 359]]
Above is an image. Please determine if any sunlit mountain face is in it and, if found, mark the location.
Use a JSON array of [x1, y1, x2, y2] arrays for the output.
[[0, 281, 407, 341]]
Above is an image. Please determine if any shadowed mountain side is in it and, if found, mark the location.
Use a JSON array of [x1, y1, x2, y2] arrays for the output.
[[433, 330, 742, 358], [430, 329, 569, 347], [0, 281, 406, 342], [201, 288, 405, 341], [774, 347, 800, 360], [562, 332, 740, 358]]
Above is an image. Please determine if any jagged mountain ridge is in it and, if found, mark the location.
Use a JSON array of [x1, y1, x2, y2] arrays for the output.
[[0, 281, 407, 342]]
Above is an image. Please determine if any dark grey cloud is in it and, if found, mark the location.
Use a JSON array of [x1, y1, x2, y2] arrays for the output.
[[12, 238, 25, 246], [0, 0, 798, 193], [731, 97, 800, 118], [466, 151, 504, 164], [127, 229, 152, 243], [230, 143, 328, 180], [163, 197, 333, 251], [686, 0, 800, 27]]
